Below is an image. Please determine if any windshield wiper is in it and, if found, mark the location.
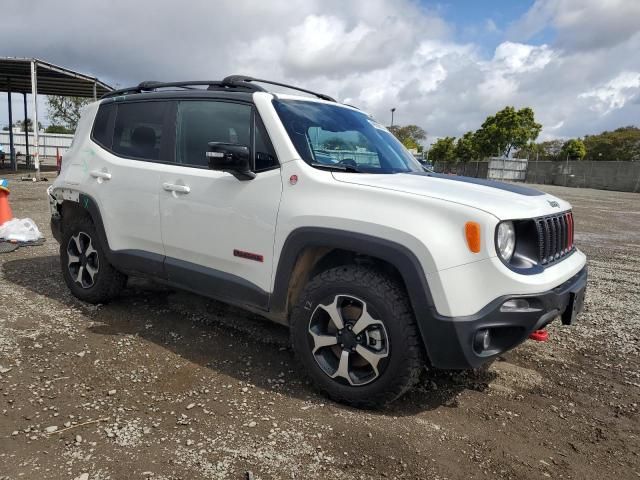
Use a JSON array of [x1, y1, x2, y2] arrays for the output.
[[310, 163, 362, 173]]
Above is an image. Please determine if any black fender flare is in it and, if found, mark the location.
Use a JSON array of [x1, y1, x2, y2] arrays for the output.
[[57, 193, 110, 254], [269, 227, 444, 356]]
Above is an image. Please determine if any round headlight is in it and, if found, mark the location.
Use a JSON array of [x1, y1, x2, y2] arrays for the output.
[[496, 221, 516, 262]]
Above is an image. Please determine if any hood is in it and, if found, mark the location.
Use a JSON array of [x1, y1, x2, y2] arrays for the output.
[[331, 171, 571, 220]]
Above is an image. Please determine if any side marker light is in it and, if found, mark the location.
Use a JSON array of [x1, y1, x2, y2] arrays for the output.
[[465, 221, 481, 253]]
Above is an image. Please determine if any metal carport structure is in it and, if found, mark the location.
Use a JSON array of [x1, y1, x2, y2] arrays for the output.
[[0, 57, 112, 177]]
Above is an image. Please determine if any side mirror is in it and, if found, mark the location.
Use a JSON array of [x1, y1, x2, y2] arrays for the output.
[[206, 142, 255, 180]]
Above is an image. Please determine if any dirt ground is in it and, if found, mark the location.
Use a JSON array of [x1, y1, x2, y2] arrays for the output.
[[0, 174, 638, 480]]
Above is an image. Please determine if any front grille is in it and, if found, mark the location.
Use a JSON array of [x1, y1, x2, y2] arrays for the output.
[[535, 211, 574, 265]]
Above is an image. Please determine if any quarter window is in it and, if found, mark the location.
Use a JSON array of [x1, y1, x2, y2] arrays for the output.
[[112, 101, 168, 162], [91, 103, 115, 149]]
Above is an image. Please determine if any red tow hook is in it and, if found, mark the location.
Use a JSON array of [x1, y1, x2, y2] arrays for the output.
[[529, 329, 549, 342]]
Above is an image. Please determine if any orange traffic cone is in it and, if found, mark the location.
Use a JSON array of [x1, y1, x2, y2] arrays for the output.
[[0, 179, 13, 227]]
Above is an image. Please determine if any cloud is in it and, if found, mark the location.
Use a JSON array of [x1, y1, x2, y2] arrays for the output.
[[0, 0, 639, 142], [485, 19, 501, 34], [578, 71, 640, 113], [508, 0, 640, 52]]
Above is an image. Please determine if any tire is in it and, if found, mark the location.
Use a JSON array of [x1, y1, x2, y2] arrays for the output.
[[290, 265, 424, 408], [60, 215, 126, 304]]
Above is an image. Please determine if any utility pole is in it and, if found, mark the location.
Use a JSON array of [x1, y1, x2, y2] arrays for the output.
[[31, 60, 41, 180], [23, 93, 29, 166], [7, 79, 14, 170]]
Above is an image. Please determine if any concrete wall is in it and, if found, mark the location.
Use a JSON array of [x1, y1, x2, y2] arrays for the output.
[[487, 157, 527, 181], [433, 160, 640, 193], [526, 161, 640, 193]]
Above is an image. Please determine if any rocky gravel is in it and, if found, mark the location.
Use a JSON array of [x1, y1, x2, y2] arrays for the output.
[[0, 174, 638, 479]]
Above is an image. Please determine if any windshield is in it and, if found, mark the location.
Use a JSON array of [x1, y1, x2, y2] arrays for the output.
[[272, 99, 423, 174]]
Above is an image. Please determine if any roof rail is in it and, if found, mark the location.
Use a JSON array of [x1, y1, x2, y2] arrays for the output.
[[101, 80, 264, 99], [101, 75, 336, 102], [221, 75, 336, 102]]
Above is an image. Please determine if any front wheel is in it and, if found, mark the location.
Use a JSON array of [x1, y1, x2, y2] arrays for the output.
[[290, 265, 424, 408]]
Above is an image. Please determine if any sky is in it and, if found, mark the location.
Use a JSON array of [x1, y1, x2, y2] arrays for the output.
[[1, 0, 639, 144]]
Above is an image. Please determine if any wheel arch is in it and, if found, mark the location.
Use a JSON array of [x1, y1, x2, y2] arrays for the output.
[[57, 193, 111, 254], [55, 192, 164, 277], [270, 228, 437, 331]]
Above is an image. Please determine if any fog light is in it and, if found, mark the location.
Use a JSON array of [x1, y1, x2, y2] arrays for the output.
[[500, 299, 531, 312], [474, 329, 491, 352]]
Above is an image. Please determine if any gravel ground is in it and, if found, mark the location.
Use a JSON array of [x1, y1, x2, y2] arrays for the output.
[[0, 175, 638, 480]]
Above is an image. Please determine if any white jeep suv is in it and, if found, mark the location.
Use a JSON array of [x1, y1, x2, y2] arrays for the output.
[[48, 76, 587, 407]]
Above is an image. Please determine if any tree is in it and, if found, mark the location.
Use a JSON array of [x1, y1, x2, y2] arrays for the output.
[[474, 106, 542, 158], [583, 126, 640, 161], [46, 96, 92, 131], [14, 118, 42, 132], [388, 124, 427, 150], [561, 139, 587, 160], [454, 131, 479, 162], [537, 140, 564, 160], [519, 140, 564, 160], [429, 137, 456, 163], [45, 124, 74, 134]]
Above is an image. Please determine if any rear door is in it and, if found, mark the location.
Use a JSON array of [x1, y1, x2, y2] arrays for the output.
[[158, 99, 282, 308], [79, 100, 172, 275]]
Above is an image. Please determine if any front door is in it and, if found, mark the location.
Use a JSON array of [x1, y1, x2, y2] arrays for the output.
[[158, 100, 282, 309]]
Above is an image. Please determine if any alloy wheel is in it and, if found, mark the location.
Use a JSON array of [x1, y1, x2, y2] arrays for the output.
[[67, 232, 100, 289], [308, 294, 389, 386]]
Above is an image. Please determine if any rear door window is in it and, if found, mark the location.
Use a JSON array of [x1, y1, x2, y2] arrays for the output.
[[112, 101, 169, 162]]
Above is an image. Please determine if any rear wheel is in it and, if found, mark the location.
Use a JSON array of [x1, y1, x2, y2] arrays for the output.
[[60, 216, 126, 304], [291, 265, 423, 408]]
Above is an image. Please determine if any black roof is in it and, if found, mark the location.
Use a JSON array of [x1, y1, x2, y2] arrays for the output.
[[101, 75, 336, 102]]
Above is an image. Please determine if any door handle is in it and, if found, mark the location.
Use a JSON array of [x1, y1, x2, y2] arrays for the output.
[[162, 182, 191, 194], [90, 170, 111, 182]]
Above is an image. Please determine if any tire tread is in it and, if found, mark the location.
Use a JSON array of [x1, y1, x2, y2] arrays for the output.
[[60, 216, 126, 304], [291, 265, 423, 408]]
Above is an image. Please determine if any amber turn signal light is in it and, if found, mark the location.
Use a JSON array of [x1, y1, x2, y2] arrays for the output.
[[465, 221, 481, 253]]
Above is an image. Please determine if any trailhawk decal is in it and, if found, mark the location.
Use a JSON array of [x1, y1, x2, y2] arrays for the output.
[[233, 249, 264, 263]]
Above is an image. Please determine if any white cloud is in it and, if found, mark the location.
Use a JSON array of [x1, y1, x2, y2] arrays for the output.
[[478, 42, 554, 102], [578, 71, 640, 113], [492, 42, 553, 72], [508, 0, 640, 51], [0, 0, 639, 141]]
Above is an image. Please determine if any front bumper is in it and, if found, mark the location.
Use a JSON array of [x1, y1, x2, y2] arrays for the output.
[[422, 266, 587, 369]]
